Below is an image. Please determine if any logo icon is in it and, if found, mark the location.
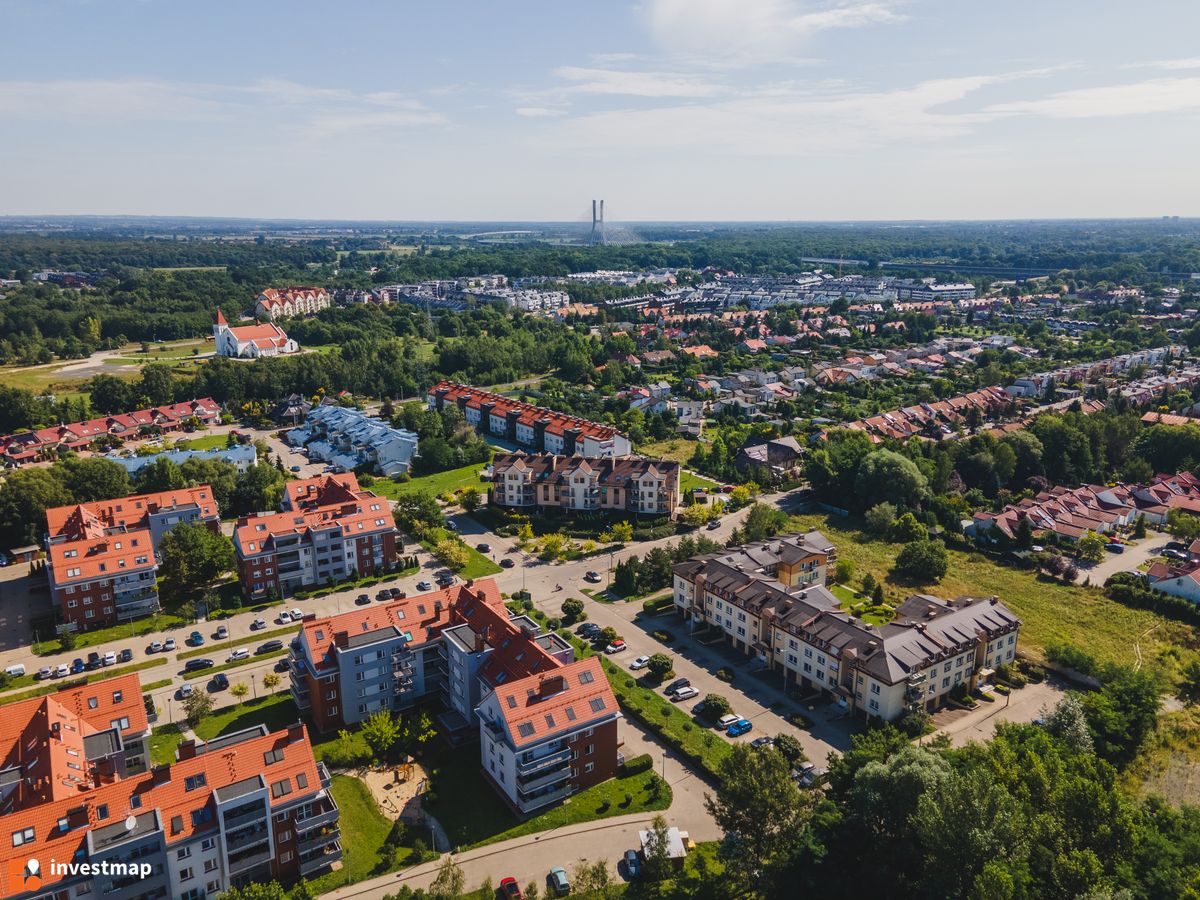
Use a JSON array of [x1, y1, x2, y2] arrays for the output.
[[7, 857, 41, 891]]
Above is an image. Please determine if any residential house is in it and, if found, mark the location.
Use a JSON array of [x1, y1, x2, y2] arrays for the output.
[[287, 405, 419, 477], [113, 444, 258, 477], [490, 453, 679, 516], [734, 436, 803, 478]]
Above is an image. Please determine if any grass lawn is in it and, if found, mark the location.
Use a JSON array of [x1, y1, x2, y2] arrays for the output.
[[308, 775, 433, 893], [372, 462, 492, 501], [149, 724, 184, 766], [637, 439, 702, 465], [35, 612, 189, 656], [141, 678, 173, 691], [0, 658, 168, 702], [1121, 708, 1200, 807], [680, 471, 719, 494], [425, 743, 672, 851], [788, 512, 1190, 669], [460, 545, 503, 579], [174, 432, 231, 451]]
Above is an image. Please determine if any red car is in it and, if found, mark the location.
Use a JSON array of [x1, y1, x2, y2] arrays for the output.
[[500, 877, 524, 899]]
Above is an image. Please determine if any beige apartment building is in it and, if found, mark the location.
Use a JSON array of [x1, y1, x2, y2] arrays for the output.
[[672, 533, 1020, 721], [491, 453, 680, 517]]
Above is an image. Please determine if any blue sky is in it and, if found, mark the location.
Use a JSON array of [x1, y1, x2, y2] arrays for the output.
[[3, 0, 1200, 220]]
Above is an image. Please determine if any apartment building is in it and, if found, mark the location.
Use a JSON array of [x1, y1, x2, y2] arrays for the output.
[[45, 487, 221, 630], [672, 537, 1020, 721], [0, 674, 340, 900], [427, 381, 632, 458], [490, 453, 679, 517], [254, 286, 331, 321], [287, 405, 419, 477], [289, 579, 619, 813], [233, 473, 399, 599], [0, 399, 221, 467]]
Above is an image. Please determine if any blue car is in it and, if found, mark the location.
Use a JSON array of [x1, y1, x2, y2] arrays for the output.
[[70, 658, 86, 674], [726, 718, 754, 737]]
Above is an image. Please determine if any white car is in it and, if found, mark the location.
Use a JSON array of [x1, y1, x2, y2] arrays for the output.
[[178, 683, 194, 699], [102, 651, 116, 667], [670, 686, 700, 702], [54, 664, 70, 678], [228, 648, 250, 662], [289, 608, 303, 621], [716, 713, 741, 730], [215, 625, 229, 640], [629, 656, 651, 670], [149, 640, 164, 653], [251, 618, 267, 630], [162, 639, 176, 653], [278, 612, 292, 624]]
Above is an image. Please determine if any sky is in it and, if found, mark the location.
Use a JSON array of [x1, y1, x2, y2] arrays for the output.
[[2, 0, 1200, 221]]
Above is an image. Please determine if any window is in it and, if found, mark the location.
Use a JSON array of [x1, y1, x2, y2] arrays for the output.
[[204, 859, 218, 873], [179, 867, 193, 882], [956, 657, 964, 668], [11, 827, 34, 847], [130, 794, 142, 809], [804, 648, 812, 658], [191, 808, 212, 827], [277, 830, 292, 843], [868, 699, 879, 711], [589, 698, 606, 713], [201, 838, 216, 852], [207, 882, 220, 894], [87, 697, 98, 709], [584, 762, 595, 774], [96, 804, 108, 820], [803, 662, 812, 673], [870, 683, 880, 695], [296, 772, 308, 790], [280, 851, 293, 864], [264, 749, 285, 766], [943, 663, 951, 674], [517, 723, 535, 738], [176, 847, 192, 860], [585, 744, 594, 755], [185, 774, 207, 792], [942, 677, 950, 689]]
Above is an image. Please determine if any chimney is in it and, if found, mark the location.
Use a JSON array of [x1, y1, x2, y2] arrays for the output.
[[287, 722, 306, 744], [539, 674, 567, 698], [176, 739, 198, 761], [151, 764, 171, 786], [475, 588, 487, 603]]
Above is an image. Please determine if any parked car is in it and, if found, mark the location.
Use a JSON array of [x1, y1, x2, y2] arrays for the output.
[[436, 574, 455, 588], [86, 652, 102, 670], [584, 571, 601, 583], [390, 588, 406, 599], [1105, 542, 1125, 554], [670, 686, 699, 702], [792, 762, 815, 782], [578, 623, 602, 638], [163, 639, 176, 653], [706, 519, 721, 530], [228, 648, 250, 662], [210, 673, 229, 691], [623, 849, 642, 879], [476, 542, 491, 553], [257, 639, 284, 654], [499, 877, 524, 899], [178, 683, 194, 699], [750, 736, 774, 750], [215, 625, 229, 640], [290, 465, 302, 472], [188, 631, 205, 646], [716, 713, 741, 730], [54, 664, 70, 678], [376, 590, 391, 602], [664, 677, 690, 694], [289, 608, 303, 620], [1164, 548, 1189, 561], [726, 718, 754, 737], [71, 658, 86, 674], [274, 657, 290, 672], [547, 867, 570, 897], [148, 641, 164, 654], [500, 557, 515, 568], [103, 651, 116, 667], [416, 581, 433, 592], [36, 666, 52, 680], [629, 655, 651, 670], [184, 658, 214, 672], [356, 594, 371, 606], [119, 648, 133, 663], [278, 612, 293, 624], [251, 618, 267, 630], [4, 663, 26, 678], [604, 640, 627, 654], [798, 766, 829, 789]]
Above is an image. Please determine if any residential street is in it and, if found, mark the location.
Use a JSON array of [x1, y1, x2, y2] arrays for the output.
[[1077, 533, 1169, 585]]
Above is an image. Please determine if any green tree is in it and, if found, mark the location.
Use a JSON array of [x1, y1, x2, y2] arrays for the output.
[[560, 597, 585, 623], [398, 709, 436, 754], [393, 490, 445, 534], [158, 522, 236, 602], [362, 709, 401, 758], [1076, 530, 1107, 564], [429, 855, 465, 899], [834, 559, 855, 584], [609, 520, 634, 543], [1133, 514, 1147, 539], [893, 539, 948, 583], [58, 457, 131, 503], [699, 693, 732, 720], [1167, 508, 1200, 543], [0, 467, 74, 546], [864, 501, 897, 536], [854, 449, 928, 511], [263, 672, 281, 690], [642, 813, 673, 882], [459, 487, 480, 513], [890, 511, 926, 543], [182, 690, 214, 728], [231, 462, 286, 516], [432, 538, 469, 570], [742, 502, 788, 542], [135, 456, 187, 493], [1177, 658, 1200, 706], [1041, 693, 1094, 755], [705, 743, 812, 888], [139, 363, 177, 406], [647, 653, 674, 681], [1081, 666, 1161, 765]]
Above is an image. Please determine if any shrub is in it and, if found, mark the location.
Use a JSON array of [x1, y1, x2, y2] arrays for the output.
[[716, 667, 735, 682], [897, 707, 932, 737], [621, 753, 654, 775], [652, 630, 673, 643], [698, 693, 731, 720], [894, 539, 949, 583]]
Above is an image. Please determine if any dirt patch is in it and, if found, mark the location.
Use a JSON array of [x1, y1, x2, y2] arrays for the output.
[[357, 761, 431, 822], [1138, 752, 1200, 806]]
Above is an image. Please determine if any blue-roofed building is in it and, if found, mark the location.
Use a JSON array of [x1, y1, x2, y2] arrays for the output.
[[109, 444, 258, 477], [287, 406, 419, 477]]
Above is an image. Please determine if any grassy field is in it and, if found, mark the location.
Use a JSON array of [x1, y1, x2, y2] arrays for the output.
[[1122, 709, 1200, 807], [150, 693, 303, 764], [372, 461, 491, 501], [680, 470, 719, 494], [174, 432, 231, 451], [638, 438, 702, 465], [34, 611, 190, 656], [788, 512, 1189, 669], [426, 742, 672, 850]]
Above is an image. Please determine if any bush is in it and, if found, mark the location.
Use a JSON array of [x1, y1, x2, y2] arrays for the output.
[[621, 753, 654, 775], [716, 667, 735, 683], [652, 630, 673, 643], [897, 707, 932, 737], [1046, 642, 1100, 678], [561, 597, 585, 623], [894, 539, 949, 583], [698, 693, 731, 720]]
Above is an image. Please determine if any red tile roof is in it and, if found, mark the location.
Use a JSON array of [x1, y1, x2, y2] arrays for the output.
[[48, 528, 155, 585], [428, 381, 622, 443], [0, 399, 221, 459], [491, 657, 616, 749], [46, 486, 218, 541]]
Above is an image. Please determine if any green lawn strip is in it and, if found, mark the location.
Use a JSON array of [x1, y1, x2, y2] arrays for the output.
[[291, 565, 420, 601], [173, 433, 232, 451], [0, 658, 169, 702], [177, 625, 297, 659], [419, 540, 502, 580], [193, 693, 299, 741], [149, 724, 183, 766], [308, 776, 434, 893], [141, 678, 173, 691], [182, 648, 288, 680], [372, 461, 491, 501], [34, 612, 188, 656], [788, 512, 1188, 670], [680, 471, 719, 494]]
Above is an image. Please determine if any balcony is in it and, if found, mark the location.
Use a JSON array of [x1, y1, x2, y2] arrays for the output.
[[517, 745, 571, 774], [517, 782, 574, 813], [517, 763, 572, 793], [227, 848, 273, 875], [299, 841, 343, 877], [295, 802, 339, 833], [297, 828, 341, 856], [222, 807, 268, 832], [290, 683, 311, 711], [318, 761, 333, 790], [226, 825, 270, 853]]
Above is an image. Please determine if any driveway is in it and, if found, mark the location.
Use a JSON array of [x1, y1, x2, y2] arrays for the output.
[[930, 677, 1067, 747], [1078, 533, 1171, 585]]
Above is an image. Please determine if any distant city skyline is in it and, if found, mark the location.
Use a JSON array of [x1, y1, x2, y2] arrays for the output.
[[3, 0, 1199, 221]]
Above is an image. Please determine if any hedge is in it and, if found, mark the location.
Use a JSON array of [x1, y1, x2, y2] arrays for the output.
[[621, 753, 654, 776], [1104, 572, 1200, 625]]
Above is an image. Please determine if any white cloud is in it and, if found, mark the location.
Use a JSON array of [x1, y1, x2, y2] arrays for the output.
[[984, 76, 1200, 118], [0, 80, 228, 121], [515, 106, 565, 117], [553, 66, 726, 97], [1123, 57, 1200, 71], [642, 0, 905, 65]]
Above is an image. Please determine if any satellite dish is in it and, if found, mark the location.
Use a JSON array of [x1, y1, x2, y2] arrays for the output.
[[125, 815, 137, 831]]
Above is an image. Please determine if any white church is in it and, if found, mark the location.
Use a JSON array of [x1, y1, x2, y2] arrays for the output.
[[213, 309, 299, 358]]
